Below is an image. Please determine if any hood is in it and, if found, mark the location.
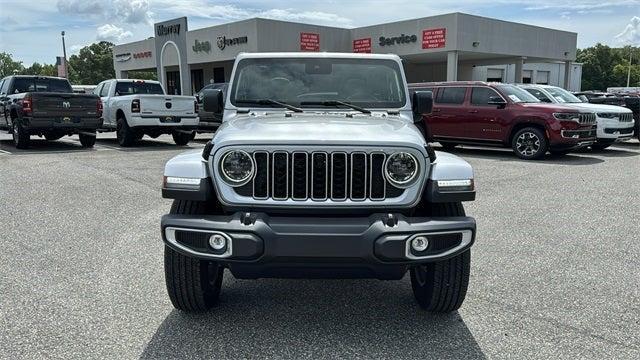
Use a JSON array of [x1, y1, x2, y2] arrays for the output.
[[519, 103, 595, 113], [212, 112, 426, 150], [561, 102, 632, 113]]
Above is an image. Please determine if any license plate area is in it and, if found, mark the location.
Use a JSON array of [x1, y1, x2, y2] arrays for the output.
[[160, 116, 181, 123]]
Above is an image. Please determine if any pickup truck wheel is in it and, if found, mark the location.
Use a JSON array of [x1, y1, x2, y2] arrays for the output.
[[79, 132, 96, 148], [511, 127, 548, 160], [116, 117, 136, 147], [410, 202, 471, 313], [172, 131, 193, 146], [165, 200, 224, 312], [12, 121, 30, 149]]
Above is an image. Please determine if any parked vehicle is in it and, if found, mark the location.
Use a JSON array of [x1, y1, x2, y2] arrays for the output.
[[160, 52, 477, 313], [573, 91, 626, 106], [194, 82, 227, 132], [621, 96, 640, 141], [409, 82, 597, 160], [520, 84, 634, 150], [94, 79, 199, 146], [0, 75, 102, 149]]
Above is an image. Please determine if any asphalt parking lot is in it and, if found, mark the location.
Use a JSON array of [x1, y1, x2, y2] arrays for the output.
[[0, 132, 638, 359]]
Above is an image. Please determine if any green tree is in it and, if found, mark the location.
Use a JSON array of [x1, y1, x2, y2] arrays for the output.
[[68, 41, 115, 85], [576, 44, 623, 90], [127, 70, 158, 81], [0, 52, 24, 77]]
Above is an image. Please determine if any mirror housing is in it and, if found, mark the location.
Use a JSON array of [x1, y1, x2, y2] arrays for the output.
[[202, 89, 223, 113], [487, 96, 507, 107], [412, 91, 433, 119]]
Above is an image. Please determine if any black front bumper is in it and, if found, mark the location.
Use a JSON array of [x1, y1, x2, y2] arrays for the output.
[[161, 212, 476, 279]]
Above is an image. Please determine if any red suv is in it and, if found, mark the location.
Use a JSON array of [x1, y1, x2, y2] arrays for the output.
[[409, 82, 597, 160]]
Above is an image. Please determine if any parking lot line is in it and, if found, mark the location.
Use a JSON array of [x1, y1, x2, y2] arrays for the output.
[[0, 148, 11, 155]]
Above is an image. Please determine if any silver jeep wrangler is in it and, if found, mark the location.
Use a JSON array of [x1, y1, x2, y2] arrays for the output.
[[160, 53, 477, 313]]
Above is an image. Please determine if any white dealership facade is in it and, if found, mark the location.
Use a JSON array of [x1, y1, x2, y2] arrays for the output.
[[112, 13, 582, 96]]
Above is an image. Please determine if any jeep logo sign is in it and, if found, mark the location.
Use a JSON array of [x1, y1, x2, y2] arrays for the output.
[[216, 36, 248, 50], [193, 40, 211, 53], [156, 24, 181, 36], [379, 34, 417, 46]]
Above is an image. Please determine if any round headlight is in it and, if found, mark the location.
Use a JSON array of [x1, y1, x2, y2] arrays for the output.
[[385, 152, 418, 187], [220, 150, 254, 186]]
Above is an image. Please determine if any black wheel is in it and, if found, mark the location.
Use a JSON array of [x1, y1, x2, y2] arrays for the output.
[[12, 120, 30, 149], [591, 140, 614, 151], [79, 132, 96, 148], [439, 142, 458, 151], [44, 133, 63, 141], [172, 131, 193, 146], [116, 117, 136, 147], [165, 200, 224, 312], [410, 202, 471, 313], [511, 127, 548, 160]]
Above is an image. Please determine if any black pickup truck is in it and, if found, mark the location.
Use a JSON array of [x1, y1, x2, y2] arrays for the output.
[[0, 75, 102, 149]]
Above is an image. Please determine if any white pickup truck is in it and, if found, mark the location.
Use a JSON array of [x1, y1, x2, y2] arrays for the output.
[[93, 79, 199, 146]]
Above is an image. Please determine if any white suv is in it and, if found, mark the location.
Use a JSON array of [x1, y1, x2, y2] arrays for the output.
[[520, 84, 634, 150]]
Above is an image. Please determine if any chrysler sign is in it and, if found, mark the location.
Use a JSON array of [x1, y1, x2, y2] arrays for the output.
[[216, 35, 248, 50]]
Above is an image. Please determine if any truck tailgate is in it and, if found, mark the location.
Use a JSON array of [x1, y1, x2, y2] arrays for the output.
[[138, 95, 196, 117], [31, 92, 99, 118]]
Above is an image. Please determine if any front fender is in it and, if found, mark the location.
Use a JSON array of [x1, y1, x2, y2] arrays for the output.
[[162, 150, 213, 201], [425, 151, 475, 202]]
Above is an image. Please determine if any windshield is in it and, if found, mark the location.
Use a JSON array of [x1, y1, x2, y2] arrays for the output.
[[496, 84, 540, 103], [12, 77, 72, 93], [115, 81, 164, 96], [229, 58, 406, 109], [545, 87, 582, 103]]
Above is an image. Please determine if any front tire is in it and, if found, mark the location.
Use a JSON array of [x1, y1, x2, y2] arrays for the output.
[[511, 127, 548, 160], [172, 131, 193, 146], [410, 202, 471, 313], [12, 120, 30, 149], [116, 117, 136, 147], [164, 200, 224, 312], [79, 132, 96, 148]]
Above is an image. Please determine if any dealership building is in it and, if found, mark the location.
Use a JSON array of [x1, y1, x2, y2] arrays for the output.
[[112, 13, 582, 96]]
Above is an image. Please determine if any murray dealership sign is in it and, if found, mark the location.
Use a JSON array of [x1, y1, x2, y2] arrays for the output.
[[156, 24, 181, 36], [216, 35, 248, 50]]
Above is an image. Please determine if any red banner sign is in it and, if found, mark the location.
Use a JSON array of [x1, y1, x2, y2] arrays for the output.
[[300, 32, 320, 52], [352, 38, 372, 53], [422, 28, 446, 49]]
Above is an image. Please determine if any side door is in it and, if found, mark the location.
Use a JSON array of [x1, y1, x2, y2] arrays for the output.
[[466, 86, 508, 141], [99, 82, 115, 127], [0, 78, 7, 127], [428, 86, 469, 139]]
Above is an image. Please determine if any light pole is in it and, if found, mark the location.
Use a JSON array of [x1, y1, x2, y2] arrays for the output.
[[61, 31, 68, 78], [626, 47, 633, 87]]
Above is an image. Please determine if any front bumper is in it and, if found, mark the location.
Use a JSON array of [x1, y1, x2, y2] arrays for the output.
[[599, 125, 635, 141], [161, 212, 476, 279]]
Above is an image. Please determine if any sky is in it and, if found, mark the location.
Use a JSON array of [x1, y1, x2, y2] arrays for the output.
[[1, 0, 639, 65]]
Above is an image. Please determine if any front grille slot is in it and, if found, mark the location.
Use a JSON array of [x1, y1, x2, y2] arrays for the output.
[[620, 113, 633, 122], [579, 113, 596, 125], [245, 150, 402, 201], [272, 152, 289, 200]]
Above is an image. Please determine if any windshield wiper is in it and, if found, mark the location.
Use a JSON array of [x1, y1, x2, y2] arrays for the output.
[[235, 99, 303, 112], [300, 100, 371, 114]]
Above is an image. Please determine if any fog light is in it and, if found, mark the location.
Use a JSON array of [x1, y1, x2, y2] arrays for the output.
[[209, 234, 227, 250], [411, 236, 429, 252]]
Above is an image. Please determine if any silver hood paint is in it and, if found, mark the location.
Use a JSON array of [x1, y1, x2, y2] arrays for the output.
[[563, 102, 632, 113], [211, 112, 427, 152]]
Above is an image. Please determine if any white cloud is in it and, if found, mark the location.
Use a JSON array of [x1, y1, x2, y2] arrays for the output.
[[96, 24, 133, 42], [57, 0, 152, 25], [615, 16, 640, 45]]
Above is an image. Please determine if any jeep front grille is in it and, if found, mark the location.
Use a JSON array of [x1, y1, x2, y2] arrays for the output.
[[620, 113, 633, 122], [579, 113, 596, 125], [236, 151, 404, 201]]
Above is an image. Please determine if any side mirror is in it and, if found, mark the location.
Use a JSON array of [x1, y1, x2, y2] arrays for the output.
[[487, 96, 507, 107], [202, 89, 223, 113], [412, 91, 433, 118]]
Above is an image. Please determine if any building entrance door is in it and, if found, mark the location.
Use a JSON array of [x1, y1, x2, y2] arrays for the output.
[[166, 71, 181, 95]]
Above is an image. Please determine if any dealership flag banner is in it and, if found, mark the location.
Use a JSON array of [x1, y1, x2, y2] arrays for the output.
[[300, 32, 320, 51], [422, 28, 446, 49]]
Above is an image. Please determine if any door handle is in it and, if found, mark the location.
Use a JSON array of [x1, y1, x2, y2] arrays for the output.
[[468, 110, 478, 113]]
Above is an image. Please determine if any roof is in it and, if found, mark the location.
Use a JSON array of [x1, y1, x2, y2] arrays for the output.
[[236, 52, 402, 61]]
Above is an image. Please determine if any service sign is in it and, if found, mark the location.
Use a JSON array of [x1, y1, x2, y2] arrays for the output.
[[300, 32, 320, 52], [353, 38, 371, 53], [422, 28, 446, 49]]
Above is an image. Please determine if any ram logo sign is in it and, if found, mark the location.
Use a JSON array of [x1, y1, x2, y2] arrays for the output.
[[62, 101, 71, 109]]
